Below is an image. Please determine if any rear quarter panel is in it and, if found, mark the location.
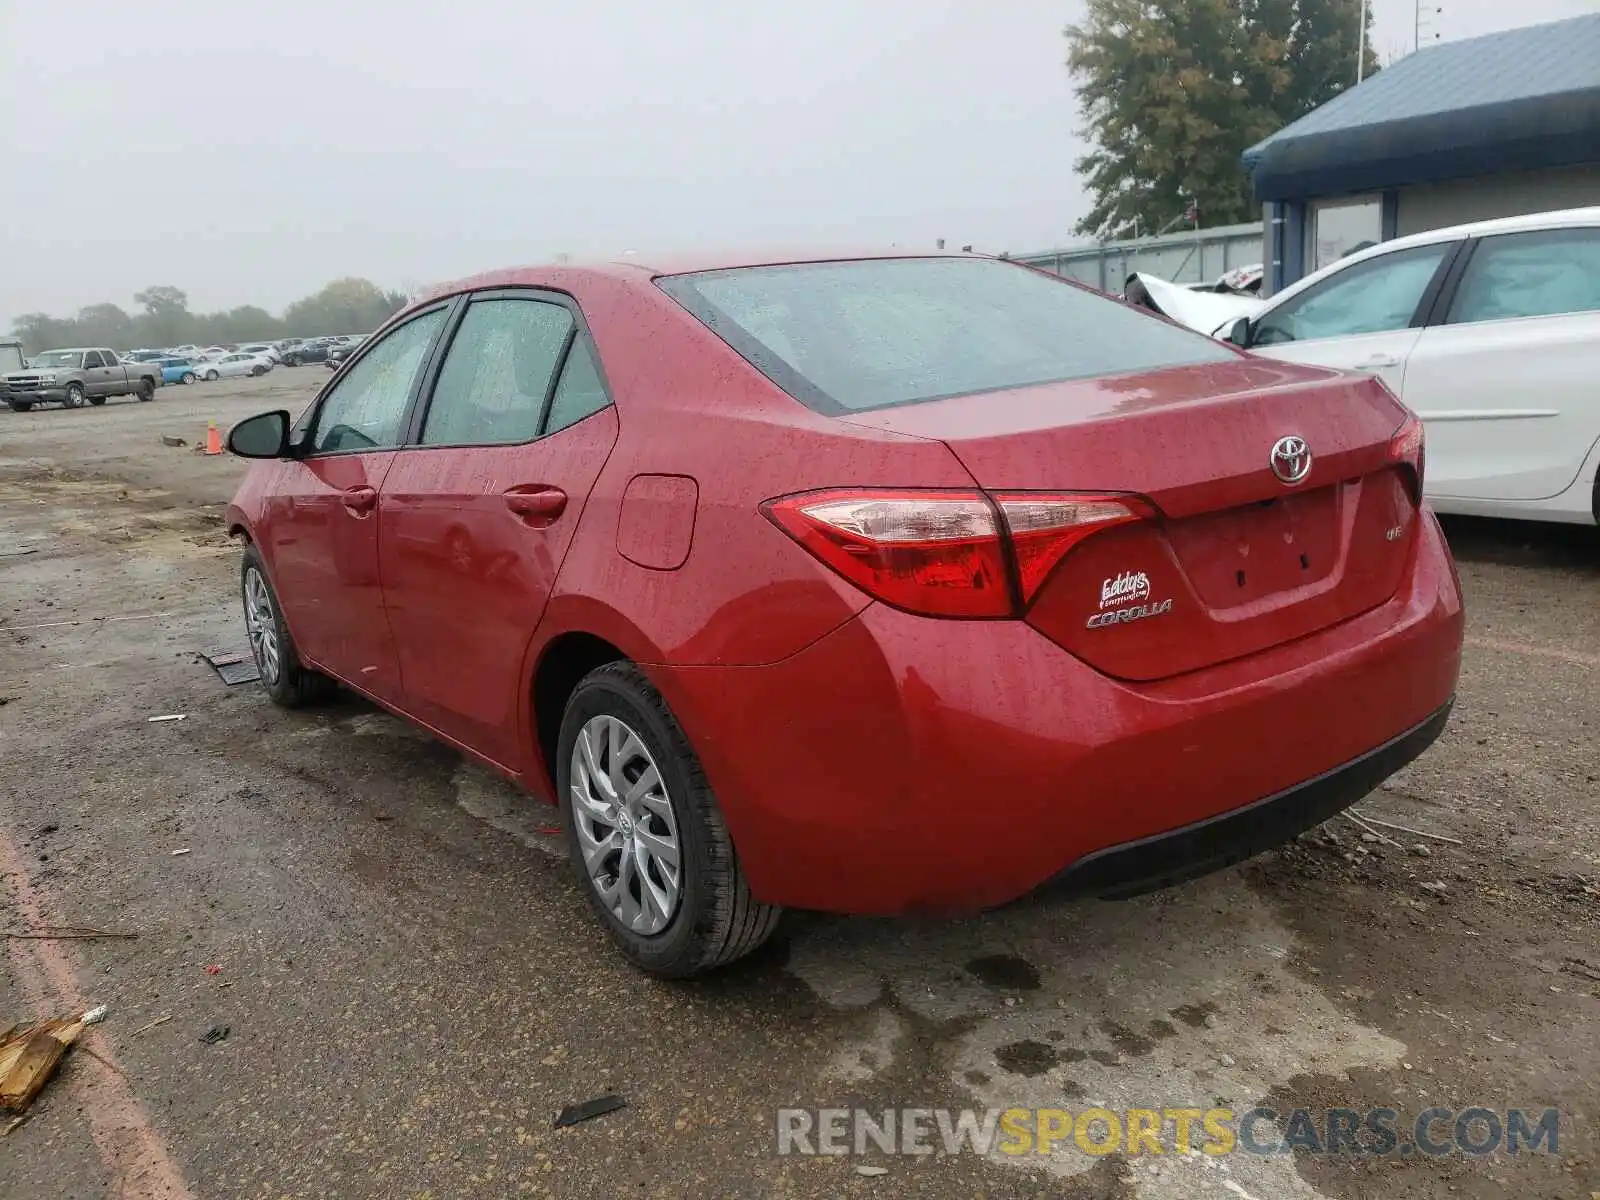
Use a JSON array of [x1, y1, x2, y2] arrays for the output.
[[538, 275, 978, 668]]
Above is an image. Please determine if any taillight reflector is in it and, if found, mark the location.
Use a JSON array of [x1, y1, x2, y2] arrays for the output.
[[762, 488, 1149, 618], [1389, 412, 1426, 504]]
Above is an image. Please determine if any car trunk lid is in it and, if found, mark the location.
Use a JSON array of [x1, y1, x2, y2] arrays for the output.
[[843, 359, 1420, 681]]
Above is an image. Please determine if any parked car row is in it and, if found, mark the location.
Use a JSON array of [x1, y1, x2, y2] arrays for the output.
[[1123, 206, 1600, 528]]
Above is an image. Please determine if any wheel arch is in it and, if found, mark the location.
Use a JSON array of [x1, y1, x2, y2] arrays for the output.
[[524, 595, 671, 793]]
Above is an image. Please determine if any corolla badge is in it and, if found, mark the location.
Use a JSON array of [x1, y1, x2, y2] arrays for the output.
[[1270, 435, 1312, 485], [1090, 568, 1172, 629]]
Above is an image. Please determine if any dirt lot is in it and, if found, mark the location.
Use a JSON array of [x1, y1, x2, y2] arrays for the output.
[[1, 373, 1597, 1200]]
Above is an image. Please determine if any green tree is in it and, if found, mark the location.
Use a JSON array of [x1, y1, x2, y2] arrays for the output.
[[11, 277, 409, 353], [1065, 0, 1379, 239], [74, 303, 136, 348], [133, 285, 194, 347], [282, 278, 408, 337]]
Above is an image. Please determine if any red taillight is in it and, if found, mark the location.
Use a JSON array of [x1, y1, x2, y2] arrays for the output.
[[994, 493, 1151, 602], [762, 488, 1148, 618], [1389, 412, 1426, 504]]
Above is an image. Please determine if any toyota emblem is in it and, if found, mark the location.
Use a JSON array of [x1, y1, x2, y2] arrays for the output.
[[1270, 435, 1312, 485]]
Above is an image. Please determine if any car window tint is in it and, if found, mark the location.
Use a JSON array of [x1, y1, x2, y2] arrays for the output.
[[542, 338, 610, 434], [659, 258, 1234, 414], [422, 299, 573, 446], [1447, 228, 1600, 324], [1253, 243, 1451, 346], [311, 308, 447, 454], [82, 351, 104, 368]]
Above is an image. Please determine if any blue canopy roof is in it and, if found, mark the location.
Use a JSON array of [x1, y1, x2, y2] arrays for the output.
[[1244, 14, 1600, 202]]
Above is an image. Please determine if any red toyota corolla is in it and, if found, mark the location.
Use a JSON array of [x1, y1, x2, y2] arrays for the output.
[[225, 252, 1463, 977]]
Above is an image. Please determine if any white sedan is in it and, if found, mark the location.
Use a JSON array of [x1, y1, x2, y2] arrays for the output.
[[1222, 207, 1600, 526], [195, 353, 273, 381]]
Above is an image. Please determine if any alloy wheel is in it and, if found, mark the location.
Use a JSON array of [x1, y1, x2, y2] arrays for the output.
[[569, 714, 682, 935], [243, 567, 281, 684]]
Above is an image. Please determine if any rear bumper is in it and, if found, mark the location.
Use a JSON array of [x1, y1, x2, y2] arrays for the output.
[[651, 510, 1464, 915], [1040, 700, 1451, 901]]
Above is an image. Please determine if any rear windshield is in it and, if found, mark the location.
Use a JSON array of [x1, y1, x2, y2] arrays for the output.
[[657, 257, 1235, 414]]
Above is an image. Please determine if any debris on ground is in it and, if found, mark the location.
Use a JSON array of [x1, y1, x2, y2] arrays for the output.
[[171, 848, 192, 857], [855, 1164, 890, 1177], [199, 1025, 229, 1045], [147, 714, 187, 723], [130, 1015, 171, 1037], [160, 435, 187, 448], [0, 1006, 104, 1113], [203, 964, 222, 975], [200, 647, 260, 686], [552, 1094, 627, 1128], [0, 546, 38, 558], [4, 927, 137, 942]]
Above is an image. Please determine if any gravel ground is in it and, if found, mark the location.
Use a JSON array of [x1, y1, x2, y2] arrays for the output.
[[1, 373, 1596, 1199]]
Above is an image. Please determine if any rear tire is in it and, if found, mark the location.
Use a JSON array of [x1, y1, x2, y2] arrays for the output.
[[181, 372, 196, 385], [240, 543, 337, 709], [205, 369, 219, 382], [88, 395, 106, 406], [137, 378, 155, 401], [250, 365, 266, 377], [557, 662, 781, 978]]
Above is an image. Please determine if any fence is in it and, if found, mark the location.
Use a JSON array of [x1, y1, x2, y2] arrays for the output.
[[1012, 222, 1265, 293]]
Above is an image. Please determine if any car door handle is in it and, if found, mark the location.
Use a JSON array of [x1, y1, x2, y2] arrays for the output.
[[1357, 354, 1400, 369], [341, 485, 378, 516], [504, 486, 568, 526]]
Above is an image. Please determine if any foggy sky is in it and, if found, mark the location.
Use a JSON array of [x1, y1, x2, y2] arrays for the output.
[[1, 0, 1592, 329]]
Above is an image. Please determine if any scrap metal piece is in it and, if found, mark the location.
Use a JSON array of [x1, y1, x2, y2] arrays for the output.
[[552, 1094, 626, 1129]]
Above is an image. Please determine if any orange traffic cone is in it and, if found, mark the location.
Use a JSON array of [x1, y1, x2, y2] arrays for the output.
[[204, 422, 223, 456]]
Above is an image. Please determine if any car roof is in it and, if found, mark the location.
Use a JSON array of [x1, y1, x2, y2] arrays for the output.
[[419, 248, 980, 302]]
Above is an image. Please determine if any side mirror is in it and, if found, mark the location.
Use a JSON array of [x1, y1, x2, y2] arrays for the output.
[[227, 410, 291, 458], [1225, 316, 1253, 348]]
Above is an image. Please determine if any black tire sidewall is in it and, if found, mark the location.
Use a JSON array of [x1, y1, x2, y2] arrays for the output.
[[240, 544, 321, 707], [556, 666, 719, 974]]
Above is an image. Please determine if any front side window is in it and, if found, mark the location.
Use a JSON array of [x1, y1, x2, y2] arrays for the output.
[[1254, 243, 1453, 346], [421, 298, 573, 446], [658, 257, 1235, 414], [310, 308, 447, 453], [1447, 228, 1600, 325], [82, 351, 105, 368]]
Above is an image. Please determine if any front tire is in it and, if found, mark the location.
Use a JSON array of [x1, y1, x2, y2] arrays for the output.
[[205, 369, 220, 382], [8, 401, 33, 412], [63, 383, 86, 408], [240, 544, 336, 708], [557, 662, 781, 978]]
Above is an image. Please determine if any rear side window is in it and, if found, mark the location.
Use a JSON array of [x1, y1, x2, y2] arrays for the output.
[[657, 257, 1235, 414], [422, 298, 573, 446], [542, 338, 610, 434], [1447, 228, 1600, 324]]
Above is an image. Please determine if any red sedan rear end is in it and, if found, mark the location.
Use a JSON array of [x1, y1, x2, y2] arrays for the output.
[[226, 252, 1463, 977]]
